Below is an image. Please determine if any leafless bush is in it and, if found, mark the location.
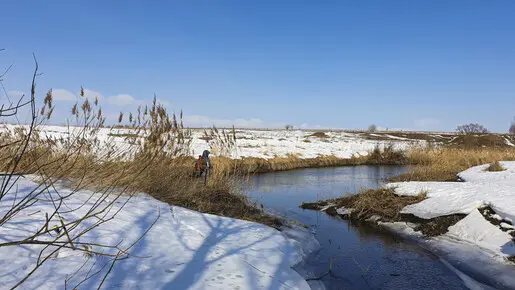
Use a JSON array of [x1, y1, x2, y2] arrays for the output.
[[456, 123, 489, 134], [284, 124, 293, 130], [368, 124, 377, 132], [510, 118, 515, 134]]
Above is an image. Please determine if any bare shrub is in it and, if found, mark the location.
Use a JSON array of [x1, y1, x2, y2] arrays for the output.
[[456, 123, 489, 134], [486, 161, 505, 172], [284, 124, 293, 130], [368, 124, 377, 132], [510, 118, 515, 134]]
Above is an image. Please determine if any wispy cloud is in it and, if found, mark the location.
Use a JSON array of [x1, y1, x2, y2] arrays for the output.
[[414, 118, 441, 130], [52, 89, 76, 101], [7, 88, 287, 128], [5, 90, 25, 100], [52, 88, 143, 106], [107, 94, 141, 106], [156, 99, 170, 107], [183, 115, 284, 128]]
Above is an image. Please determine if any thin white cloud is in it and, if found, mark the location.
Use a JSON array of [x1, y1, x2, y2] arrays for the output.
[[5, 90, 25, 100], [52, 89, 76, 101], [82, 89, 103, 101], [183, 115, 284, 128], [50, 88, 101, 102], [414, 118, 441, 130], [299, 123, 331, 130], [156, 99, 170, 107], [52, 88, 143, 106], [107, 94, 140, 106]]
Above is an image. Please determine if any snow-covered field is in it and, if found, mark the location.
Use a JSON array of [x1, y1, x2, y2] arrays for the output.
[[0, 176, 319, 289], [197, 130, 420, 159], [384, 162, 515, 288], [1, 124, 425, 159]]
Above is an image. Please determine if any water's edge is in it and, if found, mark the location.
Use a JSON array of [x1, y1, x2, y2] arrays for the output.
[[247, 166, 470, 289]]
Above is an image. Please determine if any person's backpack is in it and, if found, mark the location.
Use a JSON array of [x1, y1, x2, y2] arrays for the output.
[[194, 155, 203, 174]]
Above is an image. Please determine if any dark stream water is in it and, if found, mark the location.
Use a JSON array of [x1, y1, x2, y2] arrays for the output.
[[246, 166, 469, 290]]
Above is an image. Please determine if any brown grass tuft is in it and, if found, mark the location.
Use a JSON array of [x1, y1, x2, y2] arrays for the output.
[[366, 144, 407, 165], [309, 132, 329, 138], [303, 187, 426, 221], [486, 161, 505, 172]]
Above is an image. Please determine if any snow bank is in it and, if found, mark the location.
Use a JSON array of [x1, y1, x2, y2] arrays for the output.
[[446, 209, 515, 257], [389, 161, 515, 222], [383, 162, 515, 287], [0, 177, 314, 289]]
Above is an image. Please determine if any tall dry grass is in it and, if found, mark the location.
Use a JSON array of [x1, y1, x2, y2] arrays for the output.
[[211, 155, 363, 175], [210, 144, 408, 175], [0, 87, 279, 226], [392, 147, 515, 181]]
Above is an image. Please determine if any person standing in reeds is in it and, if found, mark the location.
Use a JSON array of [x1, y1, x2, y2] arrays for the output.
[[194, 150, 213, 183]]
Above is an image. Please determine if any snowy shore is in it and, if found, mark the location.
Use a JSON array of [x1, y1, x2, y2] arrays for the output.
[[0, 177, 319, 289], [388, 162, 515, 262], [382, 162, 515, 289]]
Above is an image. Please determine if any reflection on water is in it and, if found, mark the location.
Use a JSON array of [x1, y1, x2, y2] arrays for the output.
[[246, 166, 467, 290]]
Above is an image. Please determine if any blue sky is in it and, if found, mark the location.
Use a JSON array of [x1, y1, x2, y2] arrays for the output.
[[2, 1, 514, 132]]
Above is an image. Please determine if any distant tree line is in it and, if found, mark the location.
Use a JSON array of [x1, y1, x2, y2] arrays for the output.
[[455, 118, 515, 135], [456, 123, 489, 134]]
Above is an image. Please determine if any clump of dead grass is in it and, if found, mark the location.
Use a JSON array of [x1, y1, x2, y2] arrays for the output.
[[302, 187, 426, 222], [486, 161, 505, 172], [309, 132, 329, 138], [366, 143, 407, 165], [340, 187, 426, 221]]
